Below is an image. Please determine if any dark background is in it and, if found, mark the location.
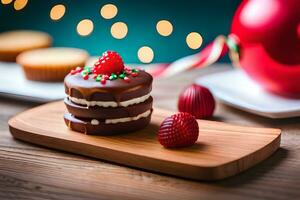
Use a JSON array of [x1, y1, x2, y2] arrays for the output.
[[0, 0, 240, 63]]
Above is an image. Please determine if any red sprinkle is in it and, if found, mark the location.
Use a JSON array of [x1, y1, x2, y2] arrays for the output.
[[70, 70, 77, 75], [101, 79, 106, 84], [75, 67, 83, 72], [92, 74, 98, 79], [102, 75, 109, 80], [131, 72, 138, 77], [124, 66, 131, 71], [124, 77, 130, 82], [83, 74, 89, 80]]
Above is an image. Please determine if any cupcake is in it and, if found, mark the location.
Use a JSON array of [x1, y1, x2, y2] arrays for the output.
[[0, 30, 52, 62], [17, 47, 89, 82], [64, 51, 153, 135]]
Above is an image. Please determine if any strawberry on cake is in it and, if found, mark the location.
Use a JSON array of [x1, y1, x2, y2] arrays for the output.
[[64, 51, 153, 135]]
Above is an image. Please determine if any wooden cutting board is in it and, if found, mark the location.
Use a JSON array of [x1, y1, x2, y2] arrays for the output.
[[8, 101, 281, 181]]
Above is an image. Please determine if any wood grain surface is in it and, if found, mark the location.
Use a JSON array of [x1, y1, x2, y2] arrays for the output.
[[9, 102, 281, 181], [0, 64, 300, 200]]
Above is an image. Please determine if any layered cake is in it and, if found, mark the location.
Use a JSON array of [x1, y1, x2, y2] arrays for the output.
[[64, 51, 153, 135]]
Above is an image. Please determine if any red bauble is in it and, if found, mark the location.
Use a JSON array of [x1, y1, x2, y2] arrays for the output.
[[157, 112, 199, 148], [178, 84, 215, 119], [231, 0, 300, 97], [94, 51, 124, 75]]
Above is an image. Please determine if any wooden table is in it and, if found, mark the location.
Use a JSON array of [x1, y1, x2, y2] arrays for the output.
[[0, 65, 299, 200]]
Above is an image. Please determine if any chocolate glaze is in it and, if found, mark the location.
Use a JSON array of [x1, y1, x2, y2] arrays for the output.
[[64, 111, 152, 135], [64, 71, 153, 103], [64, 96, 153, 119]]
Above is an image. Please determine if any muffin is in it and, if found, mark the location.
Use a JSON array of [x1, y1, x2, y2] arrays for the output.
[[64, 51, 153, 135], [0, 30, 52, 62], [17, 47, 89, 82]]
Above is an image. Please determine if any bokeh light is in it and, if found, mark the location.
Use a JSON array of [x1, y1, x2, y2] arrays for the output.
[[138, 46, 154, 63], [1, 0, 13, 5], [14, 0, 28, 11], [186, 32, 203, 49], [50, 4, 66, 21], [156, 20, 173, 36], [111, 22, 128, 39], [100, 4, 118, 19], [77, 19, 94, 36]]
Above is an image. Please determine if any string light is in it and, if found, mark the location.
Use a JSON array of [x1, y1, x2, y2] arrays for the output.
[[138, 46, 154, 63], [156, 20, 173, 36], [14, 0, 28, 10], [100, 4, 118, 19], [50, 4, 66, 21], [77, 19, 94, 36], [3, 0, 205, 60], [1, 0, 13, 5], [111, 22, 128, 39], [186, 32, 203, 49]]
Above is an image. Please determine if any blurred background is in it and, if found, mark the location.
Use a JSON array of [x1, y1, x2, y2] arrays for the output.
[[0, 0, 240, 63]]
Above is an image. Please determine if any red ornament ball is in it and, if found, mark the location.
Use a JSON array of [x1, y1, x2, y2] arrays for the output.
[[157, 112, 199, 148], [94, 51, 124, 75], [231, 0, 300, 97], [178, 84, 215, 119]]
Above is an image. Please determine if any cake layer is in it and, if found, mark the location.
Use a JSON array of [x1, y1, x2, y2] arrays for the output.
[[64, 70, 153, 102], [64, 96, 153, 119], [64, 111, 152, 135]]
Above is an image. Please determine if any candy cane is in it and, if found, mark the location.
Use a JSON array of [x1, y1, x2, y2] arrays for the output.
[[158, 35, 228, 77], [150, 35, 241, 78]]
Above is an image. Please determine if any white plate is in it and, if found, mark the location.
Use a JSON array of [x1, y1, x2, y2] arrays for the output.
[[0, 62, 64, 102], [196, 69, 300, 119]]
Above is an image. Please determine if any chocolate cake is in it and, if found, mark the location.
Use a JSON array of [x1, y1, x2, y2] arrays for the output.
[[63, 51, 153, 135]]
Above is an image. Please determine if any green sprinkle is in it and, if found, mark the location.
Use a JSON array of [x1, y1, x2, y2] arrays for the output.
[[95, 75, 102, 82], [119, 73, 126, 79], [109, 73, 118, 80], [83, 66, 92, 74], [81, 70, 87, 76], [132, 68, 139, 73]]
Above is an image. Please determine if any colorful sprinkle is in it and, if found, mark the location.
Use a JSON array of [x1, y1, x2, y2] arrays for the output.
[[70, 64, 140, 84], [83, 74, 89, 80], [109, 73, 118, 80], [84, 67, 92, 74], [81, 70, 87, 76], [124, 66, 131, 71], [92, 74, 98, 79], [101, 78, 106, 84], [131, 72, 138, 77], [102, 74, 109, 80], [95, 75, 102, 82], [132, 68, 139, 73], [118, 73, 126, 79], [76, 66, 83, 71], [70, 69, 77, 75], [124, 77, 130, 82]]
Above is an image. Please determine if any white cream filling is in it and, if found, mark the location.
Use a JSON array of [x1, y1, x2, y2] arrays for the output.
[[91, 119, 99, 125], [105, 110, 151, 124], [69, 93, 150, 107], [89, 110, 151, 125]]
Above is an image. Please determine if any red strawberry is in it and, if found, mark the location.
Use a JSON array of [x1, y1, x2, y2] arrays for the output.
[[94, 51, 124, 75], [178, 84, 215, 119], [157, 112, 199, 148]]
